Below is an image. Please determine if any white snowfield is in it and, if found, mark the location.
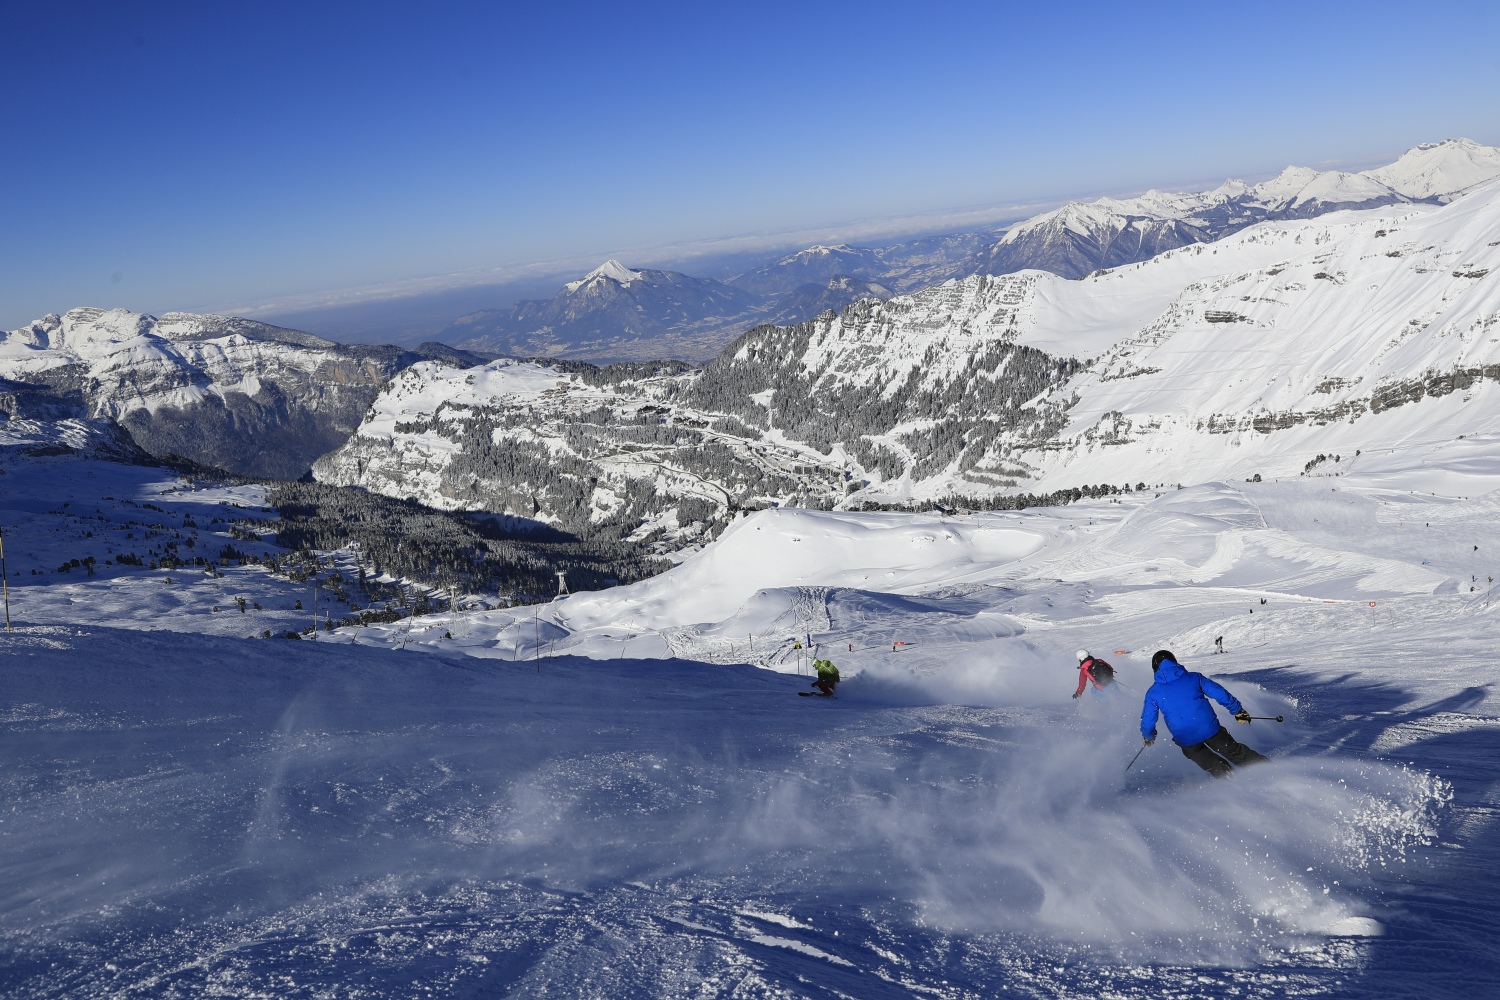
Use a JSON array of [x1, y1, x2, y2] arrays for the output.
[[4, 452, 1497, 996]]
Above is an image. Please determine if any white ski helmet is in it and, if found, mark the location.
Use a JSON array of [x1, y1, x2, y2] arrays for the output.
[[1076, 649, 1091, 663]]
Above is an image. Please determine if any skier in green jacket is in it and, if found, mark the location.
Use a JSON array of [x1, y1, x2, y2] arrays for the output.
[[811, 659, 840, 697]]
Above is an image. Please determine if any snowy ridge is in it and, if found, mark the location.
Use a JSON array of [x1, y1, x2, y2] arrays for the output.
[[1366, 137, 1500, 200], [779, 244, 857, 260], [730, 142, 1500, 310], [969, 138, 1500, 281], [0, 307, 459, 477]]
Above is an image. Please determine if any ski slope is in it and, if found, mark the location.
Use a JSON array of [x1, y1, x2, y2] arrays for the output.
[[3, 444, 1498, 997], [0, 614, 1474, 999]]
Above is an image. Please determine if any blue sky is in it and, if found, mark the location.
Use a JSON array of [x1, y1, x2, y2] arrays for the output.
[[3, 0, 1498, 331]]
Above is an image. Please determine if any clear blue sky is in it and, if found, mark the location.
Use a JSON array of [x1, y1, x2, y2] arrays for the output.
[[3, 0, 1498, 329]]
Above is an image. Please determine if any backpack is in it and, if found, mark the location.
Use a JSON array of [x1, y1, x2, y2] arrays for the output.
[[1087, 658, 1115, 687]]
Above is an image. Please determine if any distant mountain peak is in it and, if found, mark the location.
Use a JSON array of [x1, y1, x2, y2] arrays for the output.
[[564, 259, 643, 292], [1367, 137, 1500, 201], [774, 244, 857, 265]]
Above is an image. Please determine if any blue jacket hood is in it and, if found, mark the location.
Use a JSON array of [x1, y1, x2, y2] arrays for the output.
[[1153, 657, 1188, 682]]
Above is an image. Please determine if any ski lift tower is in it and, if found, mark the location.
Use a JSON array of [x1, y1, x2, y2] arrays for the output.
[[555, 570, 569, 596]]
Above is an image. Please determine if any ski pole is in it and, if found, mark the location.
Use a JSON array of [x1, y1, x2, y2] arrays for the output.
[[1244, 715, 1285, 722], [1125, 743, 1149, 772]]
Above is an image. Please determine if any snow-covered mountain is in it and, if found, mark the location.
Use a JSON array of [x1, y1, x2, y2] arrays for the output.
[[317, 175, 1500, 530], [0, 308, 484, 478], [1015, 182, 1500, 494], [1366, 137, 1500, 200], [966, 137, 1500, 280], [727, 244, 885, 297]]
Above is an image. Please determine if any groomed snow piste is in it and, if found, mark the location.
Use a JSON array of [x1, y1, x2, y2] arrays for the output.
[[4, 449, 1498, 997]]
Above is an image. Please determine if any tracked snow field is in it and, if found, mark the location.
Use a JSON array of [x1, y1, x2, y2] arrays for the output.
[[2, 472, 1499, 996], [0, 624, 1475, 999]]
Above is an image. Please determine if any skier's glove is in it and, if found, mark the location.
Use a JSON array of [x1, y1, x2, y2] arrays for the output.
[[1071, 692, 1081, 700], [1234, 710, 1251, 724], [1142, 737, 1155, 746]]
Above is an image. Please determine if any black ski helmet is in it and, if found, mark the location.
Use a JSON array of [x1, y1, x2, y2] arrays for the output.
[[1151, 649, 1177, 671]]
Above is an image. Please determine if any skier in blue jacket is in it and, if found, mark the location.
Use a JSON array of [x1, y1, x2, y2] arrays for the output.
[[1140, 650, 1268, 777]]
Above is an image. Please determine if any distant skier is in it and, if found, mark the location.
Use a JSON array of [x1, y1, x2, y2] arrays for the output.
[[1072, 649, 1117, 699], [1140, 650, 1268, 777], [810, 658, 840, 697]]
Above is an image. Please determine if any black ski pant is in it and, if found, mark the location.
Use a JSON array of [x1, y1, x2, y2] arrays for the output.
[[1180, 726, 1269, 778]]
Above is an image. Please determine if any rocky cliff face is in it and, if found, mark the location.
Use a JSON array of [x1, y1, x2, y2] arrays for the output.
[[0, 308, 476, 478]]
